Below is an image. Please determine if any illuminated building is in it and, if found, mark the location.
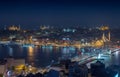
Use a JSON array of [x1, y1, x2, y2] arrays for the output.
[[99, 26, 109, 31], [8, 25, 20, 31], [0, 59, 7, 75], [95, 40, 104, 47], [40, 25, 50, 30]]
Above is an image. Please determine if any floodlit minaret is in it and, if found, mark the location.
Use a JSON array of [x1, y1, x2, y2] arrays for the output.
[[18, 24, 21, 30], [108, 31, 111, 41], [102, 33, 106, 42], [102, 32, 110, 42]]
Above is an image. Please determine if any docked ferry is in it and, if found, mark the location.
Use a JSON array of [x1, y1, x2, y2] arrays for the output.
[[22, 44, 35, 47]]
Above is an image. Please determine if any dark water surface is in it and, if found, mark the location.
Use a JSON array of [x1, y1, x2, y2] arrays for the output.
[[0, 45, 120, 67], [0, 45, 77, 67]]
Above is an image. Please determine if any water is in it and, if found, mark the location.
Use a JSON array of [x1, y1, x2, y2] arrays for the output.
[[111, 51, 120, 65], [0, 45, 77, 67], [0, 45, 120, 68]]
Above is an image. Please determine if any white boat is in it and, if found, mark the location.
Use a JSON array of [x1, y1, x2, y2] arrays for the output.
[[22, 44, 34, 47]]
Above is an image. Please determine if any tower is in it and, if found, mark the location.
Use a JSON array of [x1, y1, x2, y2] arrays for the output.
[[102, 31, 110, 42], [102, 33, 106, 42], [108, 31, 110, 41], [18, 24, 21, 31]]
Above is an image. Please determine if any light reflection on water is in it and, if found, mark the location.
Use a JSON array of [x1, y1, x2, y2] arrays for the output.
[[27, 46, 35, 66], [0, 45, 77, 67], [111, 51, 120, 65], [28, 46, 34, 57], [0, 45, 120, 67]]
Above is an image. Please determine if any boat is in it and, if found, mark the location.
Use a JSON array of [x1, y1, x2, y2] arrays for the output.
[[22, 44, 34, 47]]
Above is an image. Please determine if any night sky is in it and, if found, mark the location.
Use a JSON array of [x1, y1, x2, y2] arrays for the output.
[[0, 0, 120, 28]]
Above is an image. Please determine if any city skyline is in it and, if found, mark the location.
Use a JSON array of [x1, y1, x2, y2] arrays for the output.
[[0, 0, 120, 28], [0, 1, 120, 76]]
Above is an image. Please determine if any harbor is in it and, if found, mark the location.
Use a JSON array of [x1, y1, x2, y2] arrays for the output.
[[0, 43, 120, 76]]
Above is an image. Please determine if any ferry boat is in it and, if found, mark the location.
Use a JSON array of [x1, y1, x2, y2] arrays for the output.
[[22, 44, 34, 47]]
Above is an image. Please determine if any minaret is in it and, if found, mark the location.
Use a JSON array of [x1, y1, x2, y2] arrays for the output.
[[18, 25, 20, 30], [102, 33, 106, 42], [108, 31, 110, 41]]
